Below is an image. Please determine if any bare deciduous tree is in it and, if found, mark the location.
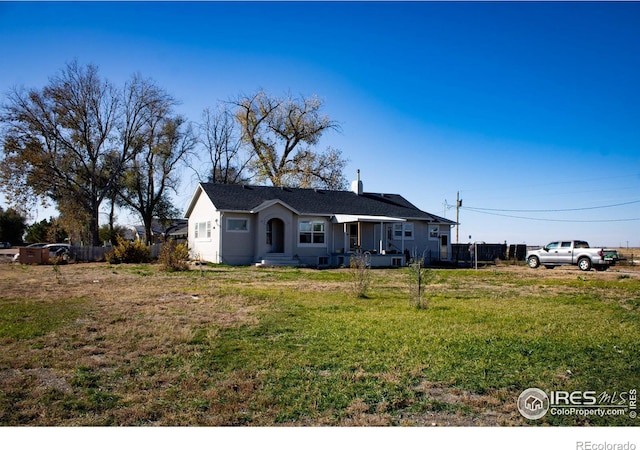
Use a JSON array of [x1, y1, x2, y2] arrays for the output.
[[233, 90, 347, 189], [117, 76, 197, 243], [0, 62, 151, 246], [0, 63, 192, 246], [350, 250, 371, 298], [196, 106, 251, 185], [408, 251, 433, 309]]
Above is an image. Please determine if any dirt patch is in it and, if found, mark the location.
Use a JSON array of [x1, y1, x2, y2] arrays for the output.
[[0, 263, 268, 425], [1, 368, 73, 394], [411, 382, 522, 426]]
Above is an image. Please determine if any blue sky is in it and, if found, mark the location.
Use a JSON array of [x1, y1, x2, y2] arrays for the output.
[[1, 1, 639, 247]]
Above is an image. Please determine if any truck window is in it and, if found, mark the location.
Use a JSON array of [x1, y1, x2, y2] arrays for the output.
[[561, 242, 572, 248], [547, 242, 559, 250]]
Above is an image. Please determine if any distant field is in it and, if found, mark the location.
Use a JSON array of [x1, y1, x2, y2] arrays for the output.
[[614, 248, 640, 265], [0, 262, 638, 426]]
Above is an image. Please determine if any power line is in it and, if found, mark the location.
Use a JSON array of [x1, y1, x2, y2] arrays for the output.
[[462, 208, 640, 223], [462, 199, 640, 213]]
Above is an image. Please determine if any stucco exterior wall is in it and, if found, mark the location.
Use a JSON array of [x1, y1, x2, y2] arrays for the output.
[[187, 190, 221, 263], [291, 215, 332, 266], [219, 212, 255, 265], [385, 221, 452, 263]]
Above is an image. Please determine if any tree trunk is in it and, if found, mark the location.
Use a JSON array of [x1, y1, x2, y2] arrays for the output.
[[109, 197, 117, 245], [90, 203, 101, 247], [143, 214, 154, 245]]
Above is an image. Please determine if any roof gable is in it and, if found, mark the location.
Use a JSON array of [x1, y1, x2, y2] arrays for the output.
[[251, 198, 301, 215]]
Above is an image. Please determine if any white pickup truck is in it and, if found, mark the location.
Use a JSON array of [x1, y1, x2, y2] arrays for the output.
[[526, 240, 618, 271]]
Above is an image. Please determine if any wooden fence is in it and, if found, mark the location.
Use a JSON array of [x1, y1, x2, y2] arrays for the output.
[[451, 243, 527, 264], [70, 243, 163, 262]]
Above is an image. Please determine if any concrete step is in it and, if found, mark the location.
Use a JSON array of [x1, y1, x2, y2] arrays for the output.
[[255, 255, 300, 267]]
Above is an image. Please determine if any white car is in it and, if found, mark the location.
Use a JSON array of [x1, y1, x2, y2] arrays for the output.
[[45, 243, 71, 259]]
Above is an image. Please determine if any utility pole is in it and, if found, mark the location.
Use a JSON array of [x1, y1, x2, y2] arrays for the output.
[[455, 191, 462, 244]]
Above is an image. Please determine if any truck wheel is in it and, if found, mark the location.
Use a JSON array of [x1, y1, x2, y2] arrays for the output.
[[527, 256, 540, 269], [594, 265, 608, 272], [544, 265, 555, 269], [578, 257, 592, 271]]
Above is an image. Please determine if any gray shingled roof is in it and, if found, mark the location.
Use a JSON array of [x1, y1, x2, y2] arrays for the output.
[[196, 183, 455, 224]]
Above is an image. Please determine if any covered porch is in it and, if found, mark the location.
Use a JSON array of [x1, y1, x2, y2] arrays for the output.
[[329, 214, 409, 267]]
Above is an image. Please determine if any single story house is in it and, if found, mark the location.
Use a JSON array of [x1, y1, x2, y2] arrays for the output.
[[185, 176, 456, 267], [123, 219, 188, 244], [164, 219, 188, 243], [123, 221, 165, 243]]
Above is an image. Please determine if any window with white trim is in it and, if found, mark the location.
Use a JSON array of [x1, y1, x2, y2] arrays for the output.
[[194, 221, 212, 239], [392, 223, 414, 240], [227, 218, 249, 232], [299, 220, 325, 245]]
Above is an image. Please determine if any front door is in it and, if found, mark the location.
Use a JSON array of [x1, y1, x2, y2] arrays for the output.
[[440, 234, 448, 260], [348, 223, 359, 251], [266, 218, 285, 253]]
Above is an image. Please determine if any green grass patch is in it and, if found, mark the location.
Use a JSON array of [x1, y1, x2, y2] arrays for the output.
[[196, 270, 640, 425], [0, 297, 88, 340]]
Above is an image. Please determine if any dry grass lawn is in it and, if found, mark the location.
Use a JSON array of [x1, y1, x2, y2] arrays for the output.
[[1, 259, 638, 426]]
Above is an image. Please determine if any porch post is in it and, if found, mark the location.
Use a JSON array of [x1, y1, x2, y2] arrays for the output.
[[343, 223, 348, 253], [379, 221, 383, 254]]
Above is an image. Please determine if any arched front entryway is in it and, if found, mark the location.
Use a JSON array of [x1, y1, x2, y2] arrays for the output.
[[266, 218, 285, 253]]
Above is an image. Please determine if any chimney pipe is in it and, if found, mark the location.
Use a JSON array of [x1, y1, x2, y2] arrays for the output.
[[351, 169, 363, 195]]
